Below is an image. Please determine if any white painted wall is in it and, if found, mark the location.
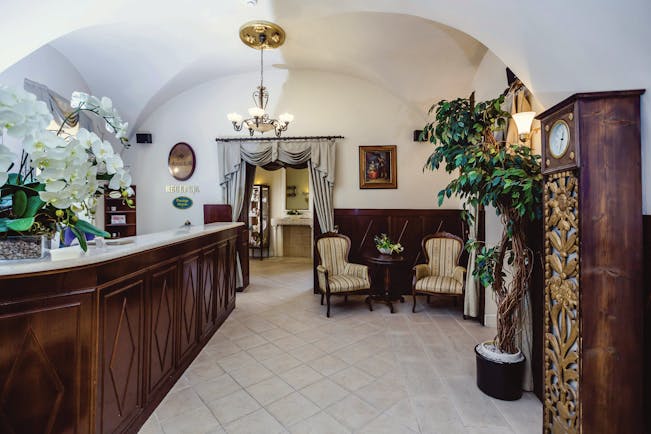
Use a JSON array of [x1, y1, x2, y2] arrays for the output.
[[125, 69, 466, 234]]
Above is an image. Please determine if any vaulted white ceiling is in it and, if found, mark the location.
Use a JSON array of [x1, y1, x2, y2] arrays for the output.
[[2, 0, 651, 133]]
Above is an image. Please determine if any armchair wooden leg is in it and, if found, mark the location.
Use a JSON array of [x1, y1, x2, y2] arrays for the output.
[[366, 296, 373, 311], [412, 290, 417, 313], [344, 295, 348, 303], [320, 293, 324, 305], [326, 293, 331, 318], [427, 295, 430, 304]]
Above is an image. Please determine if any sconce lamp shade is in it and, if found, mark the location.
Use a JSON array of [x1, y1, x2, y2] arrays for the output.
[[512, 111, 536, 135]]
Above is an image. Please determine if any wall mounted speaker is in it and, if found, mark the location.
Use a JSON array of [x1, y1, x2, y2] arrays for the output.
[[413, 129, 425, 142], [136, 133, 152, 144]]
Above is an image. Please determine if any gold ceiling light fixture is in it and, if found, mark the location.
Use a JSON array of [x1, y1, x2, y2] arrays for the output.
[[227, 21, 293, 137]]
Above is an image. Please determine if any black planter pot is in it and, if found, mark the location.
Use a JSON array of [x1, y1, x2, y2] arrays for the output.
[[475, 344, 525, 401]]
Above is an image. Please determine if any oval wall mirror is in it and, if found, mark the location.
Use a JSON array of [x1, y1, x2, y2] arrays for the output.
[[168, 142, 196, 181]]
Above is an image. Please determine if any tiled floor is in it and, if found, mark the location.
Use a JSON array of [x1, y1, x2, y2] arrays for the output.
[[139, 257, 541, 434]]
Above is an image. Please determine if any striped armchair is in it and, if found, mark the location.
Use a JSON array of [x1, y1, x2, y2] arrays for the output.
[[412, 232, 466, 313], [316, 233, 373, 317]]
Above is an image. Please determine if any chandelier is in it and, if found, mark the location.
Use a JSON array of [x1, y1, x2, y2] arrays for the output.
[[227, 21, 294, 137]]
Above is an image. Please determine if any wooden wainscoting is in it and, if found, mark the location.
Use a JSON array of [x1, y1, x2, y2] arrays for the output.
[[322, 208, 484, 310], [0, 227, 239, 434]]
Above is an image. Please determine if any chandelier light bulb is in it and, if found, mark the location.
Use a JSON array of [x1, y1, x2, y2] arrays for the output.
[[279, 113, 294, 124], [227, 112, 243, 124], [248, 107, 266, 118]]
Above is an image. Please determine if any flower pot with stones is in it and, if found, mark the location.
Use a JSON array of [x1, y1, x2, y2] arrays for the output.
[[377, 246, 393, 255], [0, 235, 47, 260], [475, 340, 525, 401]]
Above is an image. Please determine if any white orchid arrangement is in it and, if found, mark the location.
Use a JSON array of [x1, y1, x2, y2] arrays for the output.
[[0, 85, 133, 250]]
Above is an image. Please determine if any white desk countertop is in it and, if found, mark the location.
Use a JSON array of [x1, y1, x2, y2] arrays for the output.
[[0, 222, 243, 277]]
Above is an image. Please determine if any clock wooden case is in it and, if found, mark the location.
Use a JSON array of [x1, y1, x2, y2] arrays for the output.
[[537, 90, 644, 433]]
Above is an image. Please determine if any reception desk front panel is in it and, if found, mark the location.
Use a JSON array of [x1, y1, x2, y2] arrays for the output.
[[0, 223, 241, 433]]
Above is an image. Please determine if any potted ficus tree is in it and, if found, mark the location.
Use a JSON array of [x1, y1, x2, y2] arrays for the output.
[[422, 92, 543, 400]]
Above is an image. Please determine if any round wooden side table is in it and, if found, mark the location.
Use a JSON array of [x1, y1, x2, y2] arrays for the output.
[[364, 253, 406, 313]]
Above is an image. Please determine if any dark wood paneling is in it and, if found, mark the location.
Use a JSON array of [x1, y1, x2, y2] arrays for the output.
[[331, 209, 482, 300], [99, 278, 144, 434], [203, 204, 249, 291], [0, 225, 241, 434], [577, 93, 644, 433], [203, 204, 232, 224], [0, 291, 94, 434], [200, 246, 217, 341], [526, 218, 544, 401], [146, 262, 178, 399], [178, 253, 200, 365]]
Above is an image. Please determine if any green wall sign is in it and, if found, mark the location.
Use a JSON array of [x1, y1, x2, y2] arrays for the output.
[[172, 196, 193, 210]]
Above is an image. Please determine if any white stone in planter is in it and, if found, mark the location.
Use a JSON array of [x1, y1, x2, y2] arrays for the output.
[[476, 340, 524, 364]]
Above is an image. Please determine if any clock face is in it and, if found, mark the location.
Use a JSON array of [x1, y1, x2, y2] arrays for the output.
[[549, 120, 571, 158]]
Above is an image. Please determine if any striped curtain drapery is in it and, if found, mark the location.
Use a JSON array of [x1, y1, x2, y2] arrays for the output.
[[217, 139, 337, 233]]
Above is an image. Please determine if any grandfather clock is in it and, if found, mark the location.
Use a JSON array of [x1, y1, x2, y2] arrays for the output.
[[538, 90, 645, 433]]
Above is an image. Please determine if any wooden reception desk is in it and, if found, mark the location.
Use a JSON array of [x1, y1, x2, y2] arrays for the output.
[[0, 223, 242, 433]]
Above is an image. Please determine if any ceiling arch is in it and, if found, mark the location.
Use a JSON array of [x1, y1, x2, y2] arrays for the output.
[[2, 0, 650, 129]]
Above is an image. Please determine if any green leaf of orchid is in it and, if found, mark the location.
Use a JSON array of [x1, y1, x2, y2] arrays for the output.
[[6, 217, 35, 232], [12, 190, 27, 217], [74, 219, 110, 238], [24, 195, 45, 218], [69, 225, 87, 252]]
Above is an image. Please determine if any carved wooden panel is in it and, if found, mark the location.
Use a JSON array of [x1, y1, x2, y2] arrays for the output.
[[216, 241, 228, 317], [0, 292, 93, 434], [178, 253, 200, 364], [543, 171, 580, 433], [200, 247, 217, 340], [147, 263, 177, 398], [100, 278, 144, 434], [227, 238, 238, 307]]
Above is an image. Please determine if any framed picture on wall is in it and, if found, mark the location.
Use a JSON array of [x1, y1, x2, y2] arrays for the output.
[[359, 145, 397, 189]]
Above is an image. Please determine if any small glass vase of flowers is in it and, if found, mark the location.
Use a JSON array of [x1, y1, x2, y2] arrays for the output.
[[374, 233, 404, 255], [0, 85, 133, 258]]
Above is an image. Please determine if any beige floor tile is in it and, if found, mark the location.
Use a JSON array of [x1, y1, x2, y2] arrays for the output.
[[207, 389, 261, 426], [259, 353, 303, 374], [169, 375, 191, 394], [185, 361, 226, 385], [155, 387, 206, 422], [138, 415, 163, 434], [273, 335, 309, 352], [278, 364, 323, 390], [329, 366, 374, 392], [224, 408, 286, 434], [383, 398, 421, 432], [267, 392, 321, 427], [160, 405, 222, 434], [194, 374, 242, 403], [232, 333, 268, 350], [300, 378, 349, 409], [218, 351, 258, 372], [443, 375, 510, 429], [288, 411, 351, 434], [308, 354, 349, 376], [356, 412, 419, 434], [324, 394, 379, 431], [229, 362, 274, 387], [246, 342, 285, 361], [287, 344, 327, 363], [259, 327, 293, 341], [355, 378, 407, 412], [142, 258, 540, 434], [245, 376, 294, 406]]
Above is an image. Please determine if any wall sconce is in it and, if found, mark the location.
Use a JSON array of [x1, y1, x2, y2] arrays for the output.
[[512, 111, 536, 144]]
